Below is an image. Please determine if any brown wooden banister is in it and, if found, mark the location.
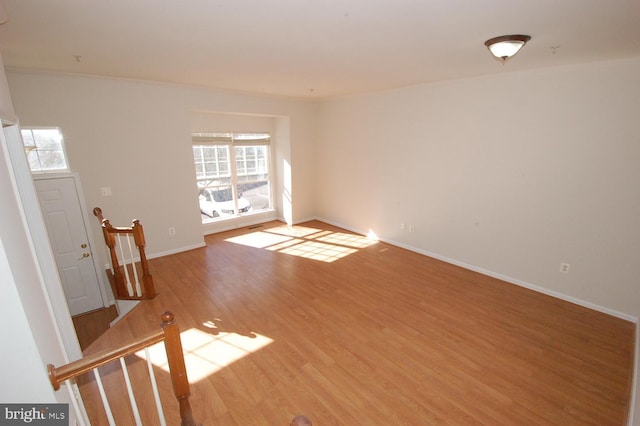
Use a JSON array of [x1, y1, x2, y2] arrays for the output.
[[93, 207, 156, 300], [48, 311, 197, 426], [48, 330, 164, 390]]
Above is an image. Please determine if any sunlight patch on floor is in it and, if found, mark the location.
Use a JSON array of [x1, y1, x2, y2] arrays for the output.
[[277, 240, 357, 263], [224, 225, 378, 263], [316, 232, 378, 248], [225, 231, 292, 248], [264, 238, 304, 251], [136, 328, 273, 383]]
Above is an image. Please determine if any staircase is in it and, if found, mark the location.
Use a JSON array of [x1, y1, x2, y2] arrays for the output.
[[48, 311, 197, 425]]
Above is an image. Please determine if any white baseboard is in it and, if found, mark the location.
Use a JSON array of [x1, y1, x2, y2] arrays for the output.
[[292, 215, 319, 225], [147, 242, 207, 259]]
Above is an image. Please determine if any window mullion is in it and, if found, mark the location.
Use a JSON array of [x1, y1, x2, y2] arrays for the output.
[[228, 143, 239, 216]]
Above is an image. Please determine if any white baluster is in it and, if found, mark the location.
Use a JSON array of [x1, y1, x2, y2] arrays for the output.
[[117, 233, 134, 297], [119, 357, 143, 426], [93, 368, 116, 426], [105, 245, 114, 274], [126, 233, 142, 297], [145, 347, 167, 425]]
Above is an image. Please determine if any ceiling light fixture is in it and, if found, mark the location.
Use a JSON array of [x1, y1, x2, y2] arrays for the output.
[[484, 35, 531, 63]]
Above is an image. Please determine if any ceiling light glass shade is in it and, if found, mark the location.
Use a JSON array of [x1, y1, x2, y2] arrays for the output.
[[485, 35, 531, 62]]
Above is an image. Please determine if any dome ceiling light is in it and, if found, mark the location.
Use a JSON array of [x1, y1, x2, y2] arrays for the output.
[[484, 35, 531, 63]]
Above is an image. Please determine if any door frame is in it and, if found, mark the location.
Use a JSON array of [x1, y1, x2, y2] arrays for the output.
[[2, 120, 96, 361], [33, 172, 111, 313]]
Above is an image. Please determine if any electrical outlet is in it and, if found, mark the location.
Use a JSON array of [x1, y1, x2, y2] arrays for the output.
[[100, 187, 112, 197], [408, 225, 415, 232], [168, 227, 176, 236], [560, 262, 570, 274]]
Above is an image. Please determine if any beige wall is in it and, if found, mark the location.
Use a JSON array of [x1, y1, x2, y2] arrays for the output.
[[7, 71, 319, 265], [0, 53, 15, 119]]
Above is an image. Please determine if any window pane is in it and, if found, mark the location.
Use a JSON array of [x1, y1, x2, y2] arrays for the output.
[[33, 129, 63, 150], [193, 147, 203, 161], [21, 127, 69, 172], [27, 152, 41, 171], [204, 162, 217, 175], [236, 145, 270, 214], [38, 151, 68, 170], [204, 147, 217, 161], [237, 181, 270, 212], [219, 162, 229, 174], [193, 137, 271, 222], [22, 130, 35, 147], [193, 144, 231, 183]]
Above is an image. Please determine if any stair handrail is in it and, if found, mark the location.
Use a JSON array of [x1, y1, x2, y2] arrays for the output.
[[48, 311, 196, 426], [93, 207, 155, 299]]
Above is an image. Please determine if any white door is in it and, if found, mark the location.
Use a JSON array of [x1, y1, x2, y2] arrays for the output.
[[35, 176, 104, 315]]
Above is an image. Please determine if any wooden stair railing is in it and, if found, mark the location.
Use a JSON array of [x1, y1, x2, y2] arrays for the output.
[[48, 311, 197, 426], [93, 207, 156, 300]]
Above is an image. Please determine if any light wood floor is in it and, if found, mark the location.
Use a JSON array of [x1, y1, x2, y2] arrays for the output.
[[72, 305, 118, 350], [80, 220, 635, 425]]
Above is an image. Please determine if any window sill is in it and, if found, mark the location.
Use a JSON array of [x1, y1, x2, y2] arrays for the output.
[[201, 209, 279, 235]]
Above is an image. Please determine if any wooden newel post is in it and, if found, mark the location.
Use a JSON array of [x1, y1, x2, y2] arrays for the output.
[[132, 219, 155, 298], [161, 312, 196, 426], [93, 207, 104, 223], [102, 219, 128, 296], [93, 208, 119, 277]]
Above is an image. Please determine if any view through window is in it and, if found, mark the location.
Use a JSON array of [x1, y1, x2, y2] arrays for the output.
[[20, 128, 69, 172], [193, 132, 272, 222]]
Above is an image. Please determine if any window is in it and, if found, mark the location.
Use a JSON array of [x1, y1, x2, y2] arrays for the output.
[[20, 128, 69, 172], [193, 132, 272, 221]]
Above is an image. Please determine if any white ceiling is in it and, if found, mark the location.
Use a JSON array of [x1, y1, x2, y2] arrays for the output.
[[0, 0, 639, 99]]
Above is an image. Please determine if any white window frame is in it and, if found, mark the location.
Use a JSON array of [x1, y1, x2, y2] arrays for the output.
[[20, 127, 70, 173], [192, 132, 273, 222]]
